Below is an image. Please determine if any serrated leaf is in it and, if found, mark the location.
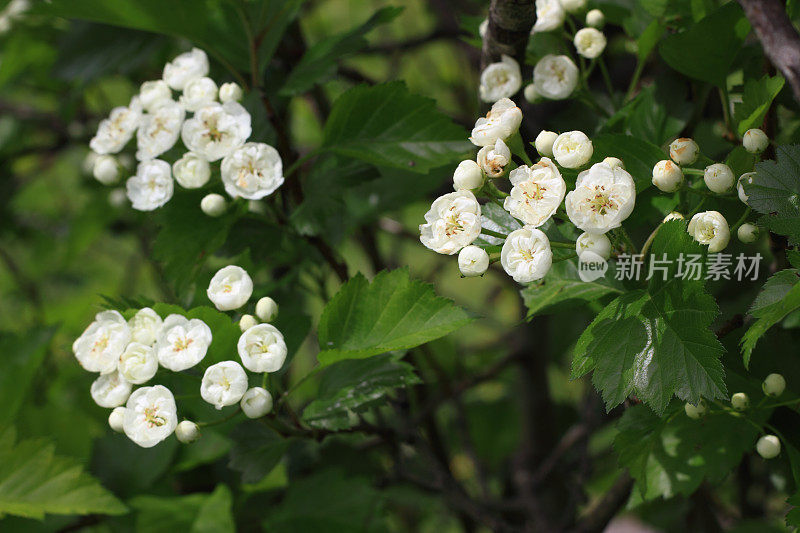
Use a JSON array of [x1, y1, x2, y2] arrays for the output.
[[591, 134, 665, 192], [734, 75, 785, 136], [322, 82, 470, 173], [0, 427, 127, 519], [227, 422, 291, 484], [316, 268, 474, 366], [130, 484, 234, 533], [572, 221, 726, 414], [741, 269, 800, 366], [302, 354, 420, 430], [745, 145, 800, 245]]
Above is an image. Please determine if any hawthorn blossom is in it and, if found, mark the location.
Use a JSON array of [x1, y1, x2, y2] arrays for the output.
[[565, 162, 636, 234], [90, 371, 132, 408], [123, 385, 178, 448], [479, 55, 522, 103], [73, 310, 131, 374], [533, 55, 578, 100], [220, 142, 284, 199], [419, 190, 482, 255], [688, 211, 730, 252], [135, 100, 185, 161], [201, 361, 248, 409], [503, 158, 566, 227], [237, 323, 288, 373], [501, 226, 553, 283], [126, 159, 174, 211], [163, 48, 209, 90], [207, 265, 253, 311], [181, 102, 252, 161], [156, 314, 212, 371], [118, 342, 158, 385], [469, 98, 522, 147]]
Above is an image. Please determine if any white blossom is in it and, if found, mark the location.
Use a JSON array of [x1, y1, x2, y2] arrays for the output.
[[108, 407, 126, 433], [156, 314, 212, 371], [757, 435, 781, 459], [532, 0, 565, 33], [180, 77, 219, 112], [89, 99, 142, 155], [458, 245, 489, 277], [763, 374, 786, 397], [73, 310, 131, 374], [163, 48, 209, 90], [201, 361, 248, 410], [561, 0, 586, 12], [534, 130, 558, 158], [652, 160, 684, 192], [586, 9, 605, 28], [523, 84, 540, 103], [688, 210, 730, 252], [201, 193, 227, 216], [172, 152, 211, 189], [181, 102, 252, 161], [93, 155, 120, 185], [576, 232, 611, 260], [118, 342, 158, 385], [504, 157, 566, 227], [90, 371, 132, 408], [669, 137, 699, 165], [684, 401, 707, 419], [139, 80, 172, 112], [477, 138, 511, 178], [738, 172, 754, 204], [237, 323, 288, 373], [239, 314, 258, 332], [207, 265, 254, 311], [241, 387, 273, 418], [533, 55, 578, 100], [221, 142, 284, 199], [566, 162, 636, 234], [255, 296, 279, 322], [501, 226, 553, 283], [574, 28, 606, 59], [419, 190, 482, 255], [453, 160, 484, 191], [552, 130, 593, 168], [129, 307, 162, 346], [743, 128, 769, 153], [479, 55, 522, 103], [175, 421, 200, 443], [469, 98, 522, 147], [731, 392, 749, 410], [219, 82, 243, 103], [123, 385, 178, 448], [704, 163, 734, 193], [602, 157, 624, 169], [126, 159, 174, 211], [135, 100, 185, 161]]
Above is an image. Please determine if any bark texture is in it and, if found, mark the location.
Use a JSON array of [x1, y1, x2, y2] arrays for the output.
[[481, 0, 536, 68]]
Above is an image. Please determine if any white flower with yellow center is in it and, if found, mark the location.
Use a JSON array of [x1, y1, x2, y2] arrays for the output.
[[533, 55, 579, 100], [89, 98, 143, 155], [504, 157, 566, 227], [156, 314, 212, 371], [576, 232, 612, 260], [163, 48, 209, 91], [501, 226, 553, 283], [469, 98, 523, 147], [181, 102, 252, 161], [221, 142, 285, 199], [238, 323, 288, 373], [479, 55, 522, 103], [123, 385, 178, 448], [688, 210, 730, 252], [207, 265, 254, 311], [574, 28, 606, 59], [135, 100, 185, 161], [552, 130, 593, 168], [73, 310, 131, 374], [420, 190, 482, 255], [126, 159, 174, 211], [90, 371, 132, 408], [477, 138, 511, 178], [532, 0, 565, 33], [566, 162, 636, 234], [118, 342, 158, 385], [201, 361, 248, 410]]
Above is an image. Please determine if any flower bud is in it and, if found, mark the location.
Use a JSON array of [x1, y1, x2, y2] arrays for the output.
[[756, 434, 781, 459], [139, 80, 172, 112], [173, 152, 211, 189], [108, 407, 126, 433], [684, 400, 707, 419], [688, 211, 730, 252], [663, 211, 684, 223], [763, 373, 786, 397], [669, 137, 699, 166], [731, 392, 749, 410], [523, 84, 540, 104], [602, 157, 624, 170], [743, 128, 769, 154], [175, 420, 200, 443], [458, 245, 490, 277], [738, 172, 755, 204], [208, 265, 253, 311], [552, 130, 593, 169], [240, 313, 258, 332], [560, 0, 586, 13], [586, 9, 605, 28], [576, 232, 611, 260], [240, 387, 273, 418], [737, 223, 759, 244], [478, 138, 511, 178], [704, 163, 734, 193], [652, 160, 684, 192], [453, 160, 483, 191], [255, 296, 279, 322], [219, 82, 244, 103], [574, 28, 606, 59], [93, 154, 120, 185], [534, 130, 558, 158], [201, 193, 227, 217]]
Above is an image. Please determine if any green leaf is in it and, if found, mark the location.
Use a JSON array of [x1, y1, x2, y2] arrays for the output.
[[302, 354, 420, 430], [130, 485, 234, 533], [734, 75, 785, 136], [474, 202, 522, 247], [745, 145, 800, 245], [627, 84, 692, 147], [572, 221, 726, 414], [227, 422, 291, 484], [741, 269, 800, 367], [0, 427, 127, 519], [322, 82, 470, 173], [280, 7, 402, 95], [592, 134, 665, 192], [658, 2, 749, 86], [0, 328, 55, 426], [316, 268, 474, 366], [788, 492, 800, 528], [636, 20, 665, 62]]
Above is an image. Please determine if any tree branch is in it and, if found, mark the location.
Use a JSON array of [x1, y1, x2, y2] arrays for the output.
[[481, 0, 536, 68]]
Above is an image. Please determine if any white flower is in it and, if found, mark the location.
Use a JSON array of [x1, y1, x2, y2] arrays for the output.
[[738, 172, 754, 204], [201, 361, 248, 409], [126, 159, 174, 211], [255, 296, 279, 322], [652, 160, 684, 192], [221, 142, 284, 199], [477, 138, 511, 178], [453, 160, 484, 191], [763, 374, 786, 397], [123, 385, 178, 448], [501, 226, 553, 283], [135, 100, 185, 161], [566, 162, 636, 234], [552, 130, 593, 168], [470, 98, 522, 147], [241, 387, 273, 418], [586, 8, 605, 28], [561, 0, 586, 12], [757, 435, 781, 459], [180, 77, 219, 112], [239, 314, 258, 332], [175, 421, 200, 443], [524, 84, 540, 103], [156, 314, 212, 371], [688, 211, 730, 252], [118, 342, 158, 385], [602, 157, 624, 170], [731, 392, 749, 410], [163, 48, 209, 90], [739, 223, 760, 245], [207, 265, 253, 311], [128, 307, 162, 346], [533, 55, 579, 100], [93, 155, 120, 185], [704, 163, 734, 193], [201, 193, 227, 216], [534, 130, 558, 157], [219, 82, 244, 103], [479, 55, 522, 103], [238, 323, 288, 373], [172, 152, 211, 189], [89, 99, 142, 155], [419, 190, 482, 255], [73, 310, 131, 374], [532, 0, 565, 33], [743, 128, 769, 153], [684, 401, 707, 419], [90, 371, 132, 408], [182, 102, 252, 161], [576, 232, 612, 260], [479, 18, 489, 38], [139, 80, 172, 112], [669, 137, 699, 165], [574, 28, 606, 59], [504, 158, 566, 226], [458, 245, 489, 277], [108, 407, 126, 433]]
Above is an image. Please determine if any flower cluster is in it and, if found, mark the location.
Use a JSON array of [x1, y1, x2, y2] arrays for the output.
[[86, 48, 284, 214], [73, 265, 285, 448]]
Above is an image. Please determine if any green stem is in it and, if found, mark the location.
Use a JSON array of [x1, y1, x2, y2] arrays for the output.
[[484, 181, 509, 199], [481, 228, 509, 240], [687, 198, 706, 217], [683, 168, 705, 176], [730, 207, 752, 233], [552, 253, 577, 264], [284, 149, 321, 178], [640, 224, 663, 258], [198, 407, 242, 428], [550, 241, 576, 249], [719, 86, 735, 139], [615, 227, 638, 254], [624, 58, 645, 102], [761, 398, 800, 410], [598, 57, 617, 110]]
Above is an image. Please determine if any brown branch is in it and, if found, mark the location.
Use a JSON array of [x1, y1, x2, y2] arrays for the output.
[[715, 314, 744, 339], [481, 0, 535, 68], [572, 473, 633, 533]]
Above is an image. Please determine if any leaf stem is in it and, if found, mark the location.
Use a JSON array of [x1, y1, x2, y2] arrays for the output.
[[730, 207, 752, 232], [598, 57, 617, 109], [481, 228, 509, 240], [198, 407, 242, 428]]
